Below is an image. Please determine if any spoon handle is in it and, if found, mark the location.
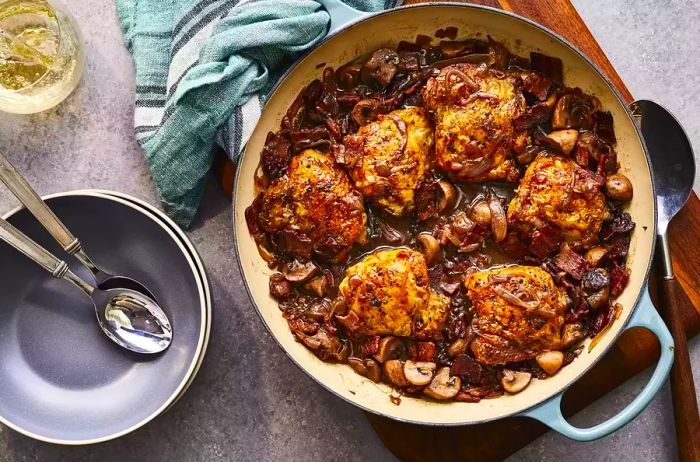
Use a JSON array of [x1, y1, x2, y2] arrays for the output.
[[660, 275, 700, 462], [0, 217, 93, 295], [0, 151, 81, 254]]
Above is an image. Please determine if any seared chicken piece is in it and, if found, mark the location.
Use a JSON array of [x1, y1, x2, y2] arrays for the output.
[[465, 266, 568, 365], [258, 149, 366, 263], [507, 153, 608, 249], [338, 248, 449, 339], [422, 63, 526, 183], [344, 107, 434, 216]]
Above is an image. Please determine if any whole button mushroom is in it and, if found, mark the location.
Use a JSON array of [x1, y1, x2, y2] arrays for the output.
[[605, 173, 633, 201], [361, 48, 400, 87]]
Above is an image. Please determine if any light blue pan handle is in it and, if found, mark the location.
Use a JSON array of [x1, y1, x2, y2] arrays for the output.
[[522, 286, 674, 441], [318, 0, 371, 35]]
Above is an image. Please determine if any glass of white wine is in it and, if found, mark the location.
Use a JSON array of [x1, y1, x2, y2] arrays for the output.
[[0, 0, 84, 114]]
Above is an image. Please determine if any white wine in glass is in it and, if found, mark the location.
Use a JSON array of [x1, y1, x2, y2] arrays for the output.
[[0, 0, 84, 114]]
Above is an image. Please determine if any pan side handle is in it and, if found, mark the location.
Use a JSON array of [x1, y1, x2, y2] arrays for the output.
[[318, 0, 371, 35], [521, 286, 674, 441]]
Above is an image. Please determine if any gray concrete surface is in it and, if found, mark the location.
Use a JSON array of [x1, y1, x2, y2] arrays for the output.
[[0, 0, 698, 461]]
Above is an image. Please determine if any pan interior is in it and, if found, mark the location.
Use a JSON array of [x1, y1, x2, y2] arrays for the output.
[[234, 5, 655, 425]]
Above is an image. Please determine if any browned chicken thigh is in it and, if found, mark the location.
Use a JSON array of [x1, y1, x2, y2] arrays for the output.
[[344, 107, 434, 216], [422, 63, 527, 183], [507, 153, 608, 251], [258, 149, 367, 263], [465, 265, 569, 365], [338, 248, 449, 339]]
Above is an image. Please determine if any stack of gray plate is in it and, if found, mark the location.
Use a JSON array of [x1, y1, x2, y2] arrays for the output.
[[0, 190, 211, 444]]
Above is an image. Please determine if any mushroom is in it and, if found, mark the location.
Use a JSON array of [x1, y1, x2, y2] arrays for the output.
[[418, 233, 441, 266], [352, 98, 381, 126], [374, 336, 403, 363], [536, 351, 564, 375], [305, 275, 328, 297], [545, 129, 579, 155], [584, 246, 608, 267], [448, 338, 469, 358], [403, 360, 437, 386], [269, 273, 292, 299], [487, 191, 507, 242], [337, 61, 363, 88], [383, 359, 410, 387], [561, 322, 585, 349], [348, 357, 368, 377], [282, 259, 317, 283], [365, 359, 382, 383], [361, 48, 400, 87], [424, 367, 461, 400], [470, 200, 492, 227], [551, 94, 597, 130], [437, 179, 458, 212], [605, 173, 633, 201], [586, 285, 610, 310], [500, 369, 532, 393]]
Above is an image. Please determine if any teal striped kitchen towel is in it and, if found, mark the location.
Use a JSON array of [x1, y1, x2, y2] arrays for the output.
[[116, 0, 393, 228]]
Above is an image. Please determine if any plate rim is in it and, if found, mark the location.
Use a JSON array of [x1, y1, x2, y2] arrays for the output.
[[0, 190, 208, 445]]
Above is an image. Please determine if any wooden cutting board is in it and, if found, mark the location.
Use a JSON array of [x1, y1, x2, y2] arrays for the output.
[[214, 1, 700, 460]]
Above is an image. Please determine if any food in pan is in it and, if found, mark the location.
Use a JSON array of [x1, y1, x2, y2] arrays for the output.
[[245, 34, 635, 403]]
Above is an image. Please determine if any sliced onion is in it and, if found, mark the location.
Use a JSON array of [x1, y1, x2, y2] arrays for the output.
[[493, 285, 539, 310], [386, 114, 408, 156], [444, 68, 479, 91], [464, 91, 500, 104], [254, 162, 270, 190], [453, 153, 493, 178], [588, 304, 622, 352], [488, 191, 507, 242]]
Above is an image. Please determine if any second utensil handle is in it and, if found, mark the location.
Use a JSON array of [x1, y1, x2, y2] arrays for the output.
[[0, 151, 80, 253], [661, 277, 700, 462], [0, 217, 67, 276]]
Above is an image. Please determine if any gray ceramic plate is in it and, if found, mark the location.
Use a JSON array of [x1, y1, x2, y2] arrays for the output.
[[0, 191, 207, 444]]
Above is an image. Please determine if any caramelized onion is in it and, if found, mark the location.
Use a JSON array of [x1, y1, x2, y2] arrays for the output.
[[453, 153, 493, 178], [254, 162, 270, 190], [444, 68, 479, 91], [488, 191, 507, 242], [464, 91, 500, 104], [386, 114, 408, 156], [493, 285, 539, 311]]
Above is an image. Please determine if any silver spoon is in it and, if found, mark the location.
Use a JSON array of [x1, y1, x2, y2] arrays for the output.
[[0, 150, 156, 299], [631, 99, 699, 462], [0, 216, 172, 354]]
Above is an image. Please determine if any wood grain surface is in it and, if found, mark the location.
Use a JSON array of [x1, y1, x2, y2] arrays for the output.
[[214, 0, 700, 460]]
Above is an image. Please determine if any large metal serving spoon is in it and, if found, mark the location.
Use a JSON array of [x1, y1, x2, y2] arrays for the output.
[[0, 216, 172, 354], [631, 99, 700, 462], [0, 150, 156, 299]]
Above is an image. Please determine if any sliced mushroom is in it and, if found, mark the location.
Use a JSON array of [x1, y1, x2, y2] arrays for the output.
[[448, 338, 469, 358], [545, 129, 579, 155], [269, 273, 292, 300], [418, 233, 441, 266], [361, 48, 400, 87], [437, 180, 458, 212], [501, 369, 532, 394], [383, 359, 410, 387], [605, 173, 633, 201], [282, 259, 317, 283], [424, 367, 461, 400], [561, 322, 585, 349], [536, 351, 564, 375], [365, 359, 382, 383], [584, 246, 608, 267], [374, 336, 403, 363], [305, 275, 328, 297], [352, 98, 380, 126], [403, 360, 437, 386], [348, 357, 368, 377], [470, 200, 492, 227]]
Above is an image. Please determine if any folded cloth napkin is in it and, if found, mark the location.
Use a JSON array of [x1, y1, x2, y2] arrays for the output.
[[117, 0, 393, 227]]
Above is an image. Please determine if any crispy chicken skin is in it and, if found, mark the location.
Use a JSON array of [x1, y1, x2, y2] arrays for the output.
[[465, 266, 569, 365], [258, 149, 366, 262], [345, 107, 434, 216], [507, 153, 608, 249], [422, 63, 526, 183], [338, 248, 449, 339]]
